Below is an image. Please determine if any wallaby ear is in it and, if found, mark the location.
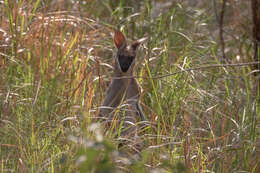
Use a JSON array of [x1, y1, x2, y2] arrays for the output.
[[131, 37, 147, 51], [114, 31, 126, 49]]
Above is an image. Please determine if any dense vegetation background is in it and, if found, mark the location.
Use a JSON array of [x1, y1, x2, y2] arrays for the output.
[[0, 0, 259, 172]]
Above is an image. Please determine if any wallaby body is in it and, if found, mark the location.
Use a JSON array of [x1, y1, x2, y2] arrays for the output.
[[99, 31, 146, 135]]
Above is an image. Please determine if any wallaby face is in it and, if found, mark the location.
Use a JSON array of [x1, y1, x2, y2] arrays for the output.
[[98, 31, 146, 135]]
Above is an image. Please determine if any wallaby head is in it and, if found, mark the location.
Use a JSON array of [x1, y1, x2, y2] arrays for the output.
[[114, 31, 142, 75]]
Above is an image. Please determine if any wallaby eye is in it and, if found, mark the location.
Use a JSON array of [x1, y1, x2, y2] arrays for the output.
[[118, 55, 135, 72]]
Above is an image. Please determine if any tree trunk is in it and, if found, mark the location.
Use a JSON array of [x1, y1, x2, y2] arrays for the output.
[[251, 0, 260, 72]]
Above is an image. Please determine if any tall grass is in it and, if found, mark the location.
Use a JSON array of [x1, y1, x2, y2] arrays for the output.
[[0, 0, 259, 172]]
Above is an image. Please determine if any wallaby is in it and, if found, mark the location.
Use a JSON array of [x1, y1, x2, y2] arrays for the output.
[[98, 31, 146, 135]]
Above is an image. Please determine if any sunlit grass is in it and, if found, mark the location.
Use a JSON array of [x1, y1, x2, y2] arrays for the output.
[[0, 0, 259, 172]]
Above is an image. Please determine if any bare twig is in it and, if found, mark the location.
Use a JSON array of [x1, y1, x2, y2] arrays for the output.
[[212, 0, 219, 22], [112, 61, 260, 80], [219, 0, 227, 61], [212, 0, 227, 61]]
